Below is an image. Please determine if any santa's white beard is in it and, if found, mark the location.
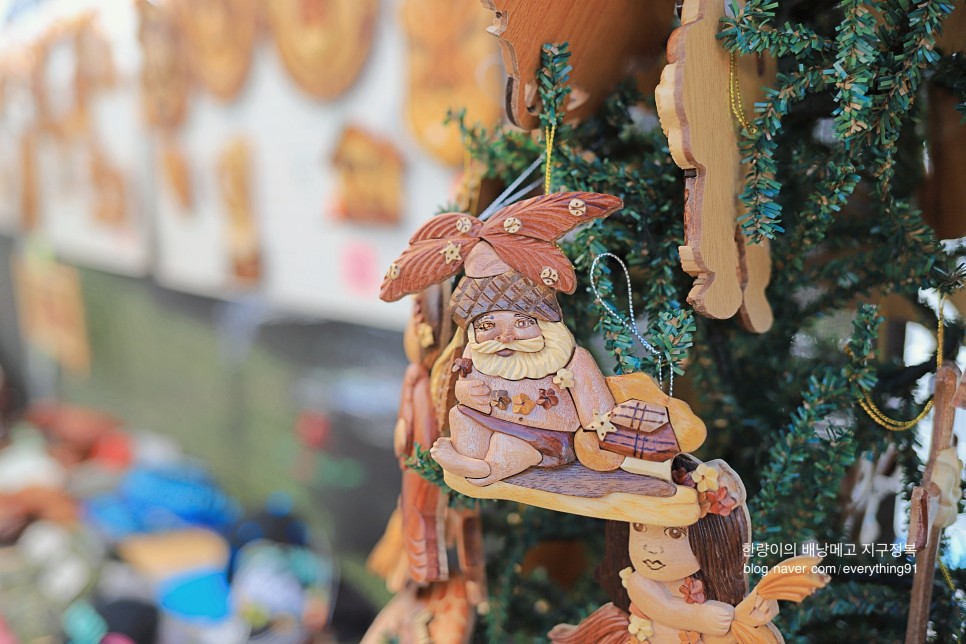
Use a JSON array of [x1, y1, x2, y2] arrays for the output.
[[468, 320, 576, 380]]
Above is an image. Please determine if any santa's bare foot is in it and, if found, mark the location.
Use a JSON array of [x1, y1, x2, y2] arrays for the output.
[[466, 433, 541, 486], [431, 438, 490, 479]]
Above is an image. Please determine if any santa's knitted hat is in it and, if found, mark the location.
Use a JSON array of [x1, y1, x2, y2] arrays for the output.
[[380, 192, 623, 326]]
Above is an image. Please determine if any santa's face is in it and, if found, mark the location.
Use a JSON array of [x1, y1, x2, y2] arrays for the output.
[[472, 311, 543, 356], [467, 312, 576, 381]]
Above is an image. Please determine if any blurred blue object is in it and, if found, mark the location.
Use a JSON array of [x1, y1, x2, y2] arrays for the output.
[[159, 570, 231, 621], [83, 464, 240, 540]]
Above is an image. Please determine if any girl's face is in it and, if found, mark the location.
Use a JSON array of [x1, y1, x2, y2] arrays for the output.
[[628, 523, 700, 581]]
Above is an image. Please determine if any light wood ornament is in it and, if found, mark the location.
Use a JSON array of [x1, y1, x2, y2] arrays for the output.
[[400, 0, 503, 165], [177, 0, 257, 101], [655, 0, 776, 332], [137, 0, 190, 129], [265, 0, 377, 99], [905, 362, 963, 644], [481, 0, 677, 130], [331, 126, 405, 226], [216, 138, 261, 284]]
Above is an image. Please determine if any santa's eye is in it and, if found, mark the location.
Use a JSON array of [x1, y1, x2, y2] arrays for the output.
[[664, 527, 687, 539], [475, 320, 494, 332], [632, 523, 645, 533], [514, 316, 536, 328]]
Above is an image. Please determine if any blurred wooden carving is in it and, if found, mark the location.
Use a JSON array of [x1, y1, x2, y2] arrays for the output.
[[90, 146, 127, 228], [217, 138, 261, 284], [13, 255, 90, 374], [178, 0, 257, 101], [266, 0, 377, 99], [400, 0, 503, 165], [161, 140, 193, 210], [332, 126, 404, 226], [138, 0, 189, 129], [481, 0, 676, 130], [655, 0, 776, 332], [30, 12, 115, 139], [20, 132, 39, 231]]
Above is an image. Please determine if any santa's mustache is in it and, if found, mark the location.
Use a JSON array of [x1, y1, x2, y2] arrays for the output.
[[470, 336, 546, 355]]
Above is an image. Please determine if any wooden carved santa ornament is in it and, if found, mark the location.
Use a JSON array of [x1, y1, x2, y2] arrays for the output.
[[380, 192, 707, 525], [482, 0, 677, 130], [176, 0, 257, 101], [655, 0, 776, 332], [550, 459, 830, 643], [266, 0, 377, 99], [364, 284, 484, 644]]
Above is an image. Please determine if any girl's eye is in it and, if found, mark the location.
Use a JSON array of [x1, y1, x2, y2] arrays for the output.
[[632, 523, 645, 533], [664, 527, 686, 539]]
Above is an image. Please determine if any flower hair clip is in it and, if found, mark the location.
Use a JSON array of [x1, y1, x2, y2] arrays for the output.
[[672, 462, 740, 518]]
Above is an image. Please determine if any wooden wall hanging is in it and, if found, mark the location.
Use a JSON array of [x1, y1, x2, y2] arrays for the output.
[[177, 0, 257, 101], [137, 0, 189, 129], [13, 255, 90, 375], [216, 138, 261, 284], [161, 139, 193, 210], [331, 126, 404, 226], [20, 132, 39, 231], [481, 0, 677, 130], [265, 0, 378, 99], [90, 146, 127, 228], [400, 0, 503, 165], [31, 20, 87, 139], [655, 0, 776, 332]]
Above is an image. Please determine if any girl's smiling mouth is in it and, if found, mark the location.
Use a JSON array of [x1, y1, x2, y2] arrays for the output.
[[642, 560, 665, 570]]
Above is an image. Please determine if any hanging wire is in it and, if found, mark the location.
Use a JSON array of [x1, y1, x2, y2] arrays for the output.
[[478, 155, 545, 221], [590, 252, 671, 395], [544, 123, 557, 194]]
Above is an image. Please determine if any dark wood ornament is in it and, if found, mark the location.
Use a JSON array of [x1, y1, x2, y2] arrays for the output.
[[481, 0, 677, 129]]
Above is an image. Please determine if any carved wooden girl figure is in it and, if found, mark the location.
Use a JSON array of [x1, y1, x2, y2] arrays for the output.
[[550, 459, 829, 644]]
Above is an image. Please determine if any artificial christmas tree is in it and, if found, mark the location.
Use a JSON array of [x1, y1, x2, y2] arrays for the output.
[[370, 1, 966, 641]]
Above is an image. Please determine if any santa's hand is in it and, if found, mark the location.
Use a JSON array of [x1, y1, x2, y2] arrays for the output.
[[456, 379, 492, 412], [734, 589, 779, 627]]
